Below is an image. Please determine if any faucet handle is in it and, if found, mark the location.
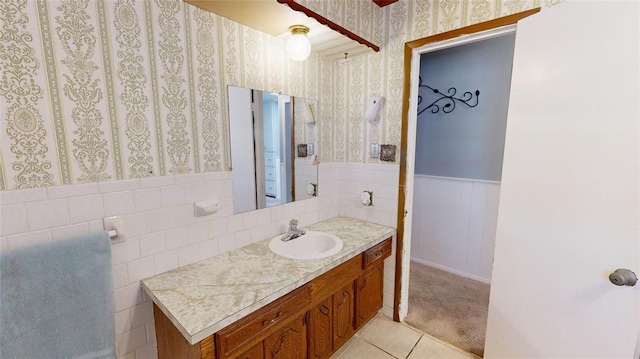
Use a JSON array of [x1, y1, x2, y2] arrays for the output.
[[289, 219, 299, 227]]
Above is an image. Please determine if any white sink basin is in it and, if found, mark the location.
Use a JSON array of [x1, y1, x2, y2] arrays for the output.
[[269, 231, 343, 260]]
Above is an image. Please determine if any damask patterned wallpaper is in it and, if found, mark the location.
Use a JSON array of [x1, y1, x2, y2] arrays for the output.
[[0, 0, 564, 190], [295, 0, 383, 46], [321, 0, 562, 163], [0, 0, 327, 190]]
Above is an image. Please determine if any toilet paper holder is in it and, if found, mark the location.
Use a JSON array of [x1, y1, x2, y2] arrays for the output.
[[361, 191, 373, 206]]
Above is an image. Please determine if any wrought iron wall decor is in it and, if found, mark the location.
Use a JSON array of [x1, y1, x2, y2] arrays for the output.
[[418, 76, 480, 115]]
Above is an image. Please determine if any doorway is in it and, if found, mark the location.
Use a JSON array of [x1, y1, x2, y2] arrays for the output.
[[394, 3, 640, 357], [403, 29, 516, 357], [391, 7, 541, 356], [262, 92, 293, 208]]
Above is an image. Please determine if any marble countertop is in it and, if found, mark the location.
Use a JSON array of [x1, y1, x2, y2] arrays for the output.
[[140, 216, 395, 345]]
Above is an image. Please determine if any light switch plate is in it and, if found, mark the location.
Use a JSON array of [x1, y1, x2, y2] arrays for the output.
[[370, 143, 380, 158]]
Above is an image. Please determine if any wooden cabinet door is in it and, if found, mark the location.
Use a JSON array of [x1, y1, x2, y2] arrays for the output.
[[308, 298, 333, 359], [356, 263, 384, 329], [333, 282, 355, 350], [264, 314, 307, 359], [237, 342, 263, 359]]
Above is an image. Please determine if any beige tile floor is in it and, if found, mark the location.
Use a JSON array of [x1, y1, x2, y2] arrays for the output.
[[329, 314, 480, 359]]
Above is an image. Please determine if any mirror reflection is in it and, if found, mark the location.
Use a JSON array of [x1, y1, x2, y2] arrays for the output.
[[228, 86, 318, 214]]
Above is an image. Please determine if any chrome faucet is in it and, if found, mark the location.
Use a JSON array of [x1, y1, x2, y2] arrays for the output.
[[281, 219, 306, 242]]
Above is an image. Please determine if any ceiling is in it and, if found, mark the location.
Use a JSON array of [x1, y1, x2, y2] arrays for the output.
[[184, 0, 379, 61]]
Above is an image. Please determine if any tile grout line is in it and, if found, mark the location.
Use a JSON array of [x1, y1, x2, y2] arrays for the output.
[[402, 333, 424, 359], [403, 324, 482, 359], [360, 338, 400, 359]]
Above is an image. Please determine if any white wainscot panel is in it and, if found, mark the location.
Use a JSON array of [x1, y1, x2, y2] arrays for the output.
[[410, 175, 500, 283]]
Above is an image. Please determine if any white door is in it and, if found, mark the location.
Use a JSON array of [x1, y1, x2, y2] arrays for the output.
[[485, 1, 639, 357]]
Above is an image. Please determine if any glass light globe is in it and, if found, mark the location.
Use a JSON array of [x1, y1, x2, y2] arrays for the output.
[[287, 26, 311, 61]]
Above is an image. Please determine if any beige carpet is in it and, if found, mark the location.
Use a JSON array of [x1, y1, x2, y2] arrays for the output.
[[404, 261, 490, 357]]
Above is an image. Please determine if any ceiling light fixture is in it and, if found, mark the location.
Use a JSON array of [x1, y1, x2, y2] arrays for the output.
[[287, 25, 311, 61]]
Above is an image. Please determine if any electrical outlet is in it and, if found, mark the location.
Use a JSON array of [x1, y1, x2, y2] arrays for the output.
[[370, 143, 380, 158]]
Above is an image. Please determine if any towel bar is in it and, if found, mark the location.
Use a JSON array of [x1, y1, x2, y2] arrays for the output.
[[108, 230, 118, 239]]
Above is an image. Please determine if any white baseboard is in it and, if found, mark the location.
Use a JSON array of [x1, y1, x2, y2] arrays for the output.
[[410, 257, 491, 285]]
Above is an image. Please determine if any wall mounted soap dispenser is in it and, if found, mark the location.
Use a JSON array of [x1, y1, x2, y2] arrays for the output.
[[365, 96, 383, 124]]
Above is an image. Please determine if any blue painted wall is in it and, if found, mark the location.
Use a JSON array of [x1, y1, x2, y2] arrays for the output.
[[415, 33, 516, 181]]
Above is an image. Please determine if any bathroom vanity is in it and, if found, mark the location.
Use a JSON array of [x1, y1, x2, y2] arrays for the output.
[[141, 217, 395, 359]]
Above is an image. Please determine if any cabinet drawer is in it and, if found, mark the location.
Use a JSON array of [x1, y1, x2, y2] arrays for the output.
[[265, 168, 276, 181], [309, 255, 362, 305], [215, 285, 310, 359], [363, 238, 392, 268], [265, 181, 276, 196], [265, 156, 275, 167]]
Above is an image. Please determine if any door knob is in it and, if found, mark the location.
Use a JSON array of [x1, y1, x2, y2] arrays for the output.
[[609, 269, 637, 286]]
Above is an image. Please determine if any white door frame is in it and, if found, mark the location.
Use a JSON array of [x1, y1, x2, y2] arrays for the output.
[[398, 24, 517, 320]]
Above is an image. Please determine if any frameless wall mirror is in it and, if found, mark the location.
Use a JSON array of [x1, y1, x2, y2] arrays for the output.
[[228, 85, 319, 214]]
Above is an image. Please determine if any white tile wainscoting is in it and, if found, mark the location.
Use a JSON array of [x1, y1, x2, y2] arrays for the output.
[[333, 162, 400, 228], [294, 158, 319, 201], [0, 162, 398, 359], [410, 175, 501, 284], [329, 162, 400, 317]]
